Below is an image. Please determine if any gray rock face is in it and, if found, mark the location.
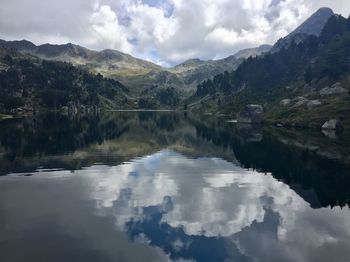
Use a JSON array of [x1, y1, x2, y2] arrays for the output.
[[238, 104, 264, 124], [289, 7, 334, 37], [320, 83, 348, 96], [280, 99, 291, 106], [321, 119, 343, 131]]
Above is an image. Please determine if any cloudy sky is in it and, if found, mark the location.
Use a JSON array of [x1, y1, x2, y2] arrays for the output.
[[0, 0, 349, 65]]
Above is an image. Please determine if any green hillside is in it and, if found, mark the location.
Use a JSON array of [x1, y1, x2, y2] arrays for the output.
[[188, 14, 350, 132]]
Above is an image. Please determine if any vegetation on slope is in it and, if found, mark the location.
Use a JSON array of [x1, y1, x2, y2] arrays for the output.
[[189, 14, 350, 130], [0, 49, 130, 113]]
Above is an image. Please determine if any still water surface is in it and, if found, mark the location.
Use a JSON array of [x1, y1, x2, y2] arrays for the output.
[[1, 112, 350, 262]]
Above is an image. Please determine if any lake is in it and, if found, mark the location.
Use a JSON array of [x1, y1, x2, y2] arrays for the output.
[[1, 112, 350, 262]]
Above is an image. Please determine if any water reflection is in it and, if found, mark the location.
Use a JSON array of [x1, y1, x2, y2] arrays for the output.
[[1, 112, 350, 261], [3, 150, 350, 262]]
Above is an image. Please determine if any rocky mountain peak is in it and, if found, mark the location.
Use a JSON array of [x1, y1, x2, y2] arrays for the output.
[[290, 7, 334, 37], [271, 7, 335, 53]]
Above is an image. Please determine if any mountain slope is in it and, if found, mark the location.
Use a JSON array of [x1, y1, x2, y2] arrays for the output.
[[0, 48, 131, 113], [189, 10, 350, 131]]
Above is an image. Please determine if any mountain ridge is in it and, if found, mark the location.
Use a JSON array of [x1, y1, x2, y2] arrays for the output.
[[0, 39, 271, 96]]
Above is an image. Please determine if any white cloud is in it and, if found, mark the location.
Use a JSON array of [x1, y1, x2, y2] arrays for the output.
[[0, 0, 349, 65], [87, 5, 132, 53]]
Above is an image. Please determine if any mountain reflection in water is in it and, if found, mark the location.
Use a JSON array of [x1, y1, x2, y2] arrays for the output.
[[1, 112, 350, 262]]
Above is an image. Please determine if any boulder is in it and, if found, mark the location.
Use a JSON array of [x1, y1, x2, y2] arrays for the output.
[[307, 100, 322, 109], [293, 97, 309, 107], [320, 83, 347, 96], [237, 104, 263, 124], [332, 82, 342, 88], [280, 99, 291, 106], [321, 119, 343, 131]]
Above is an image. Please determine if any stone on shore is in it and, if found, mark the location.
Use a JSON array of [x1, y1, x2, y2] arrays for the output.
[[321, 119, 343, 131], [237, 104, 264, 124], [307, 100, 322, 109], [280, 99, 291, 106], [320, 83, 347, 96]]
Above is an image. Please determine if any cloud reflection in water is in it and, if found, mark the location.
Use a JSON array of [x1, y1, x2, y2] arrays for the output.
[[10, 150, 350, 262], [88, 150, 350, 261]]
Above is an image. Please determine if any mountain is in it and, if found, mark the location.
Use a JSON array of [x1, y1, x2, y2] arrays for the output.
[[271, 7, 335, 52], [167, 45, 271, 91], [169, 56, 240, 89], [0, 48, 130, 113], [0, 40, 165, 93], [189, 9, 350, 132], [0, 39, 270, 97], [0, 40, 160, 70], [171, 45, 271, 72]]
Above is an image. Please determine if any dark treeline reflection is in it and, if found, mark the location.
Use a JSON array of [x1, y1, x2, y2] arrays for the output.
[[1, 112, 350, 208], [0, 114, 122, 156], [0, 112, 186, 161], [194, 119, 350, 209]]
